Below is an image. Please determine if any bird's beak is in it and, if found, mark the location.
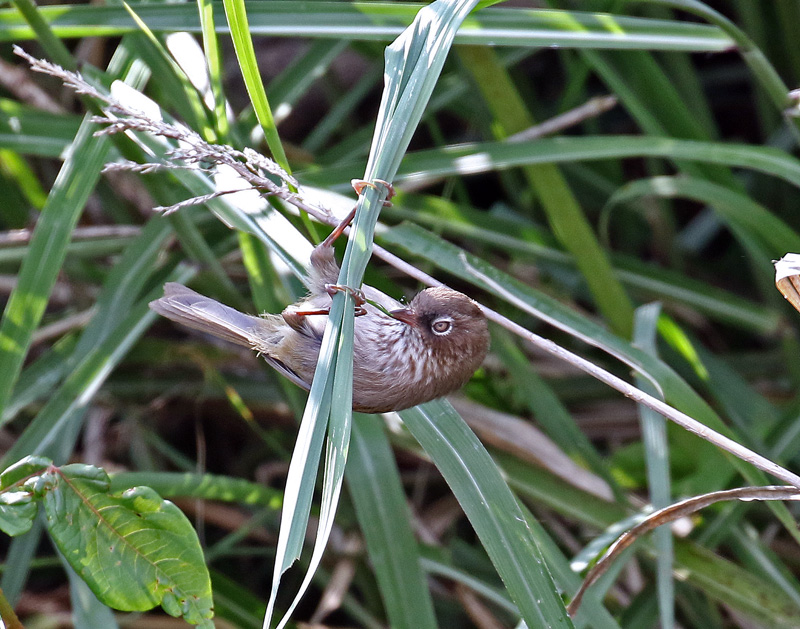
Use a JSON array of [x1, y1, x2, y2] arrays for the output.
[[389, 308, 417, 327]]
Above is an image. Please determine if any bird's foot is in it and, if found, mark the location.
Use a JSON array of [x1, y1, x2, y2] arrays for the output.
[[314, 179, 395, 254], [351, 178, 395, 206], [292, 284, 367, 318], [326, 283, 368, 316]]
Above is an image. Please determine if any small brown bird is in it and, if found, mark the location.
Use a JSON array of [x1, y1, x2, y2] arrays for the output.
[[149, 226, 489, 413]]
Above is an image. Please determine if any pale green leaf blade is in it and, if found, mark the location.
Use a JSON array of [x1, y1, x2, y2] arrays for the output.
[[348, 413, 438, 629], [39, 464, 213, 625], [401, 400, 573, 627], [0, 3, 733, 51], [0, 116, 109, 415]]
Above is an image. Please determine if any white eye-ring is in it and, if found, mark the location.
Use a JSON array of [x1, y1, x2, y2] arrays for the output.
[[431, 316, 453, 335]]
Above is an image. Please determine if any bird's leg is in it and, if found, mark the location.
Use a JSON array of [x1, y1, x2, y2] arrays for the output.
[[292, 284, 367, 317], [301, 178, 395, 318], [308, 204, 355, 286], [325, 283, 368, 316], [311, 178, 395, 263]]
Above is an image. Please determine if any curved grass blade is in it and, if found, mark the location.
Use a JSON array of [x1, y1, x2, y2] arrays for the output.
[[306, 135, 800, 193], [607, 175, 800, 265], [0, 116, 108, 417], [641, 0, 794, 127], [221, 0, 288, 170], [401, 400, 573, 627], [267, 2, 483, 626], [633, 304, 674, 629], [460, 45, 633, 337], [0, 3, 734, 51], [347, 413, 438, 629]]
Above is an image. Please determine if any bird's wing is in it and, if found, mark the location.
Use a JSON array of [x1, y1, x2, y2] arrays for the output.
[[262, 355, 312, 391]]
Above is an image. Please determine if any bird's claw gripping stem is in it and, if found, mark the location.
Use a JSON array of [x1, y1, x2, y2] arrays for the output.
[[351, 178, 396, 206], [326, 283, 368, 316], [317, 179, 395, 251], [292, 284, 368, 317], [304, 178, 394, 317]]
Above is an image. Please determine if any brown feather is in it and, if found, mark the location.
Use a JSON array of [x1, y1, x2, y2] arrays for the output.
[[150, 250, 489, 413]]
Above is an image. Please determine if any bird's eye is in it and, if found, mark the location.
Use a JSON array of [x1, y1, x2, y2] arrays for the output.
[[431, 317, 452, 335]]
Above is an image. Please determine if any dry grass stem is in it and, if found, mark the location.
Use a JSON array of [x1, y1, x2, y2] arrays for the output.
[[567, 486, 800, 616]]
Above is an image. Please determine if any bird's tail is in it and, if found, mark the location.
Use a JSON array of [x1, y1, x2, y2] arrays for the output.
[[149, 283, 268, 348]]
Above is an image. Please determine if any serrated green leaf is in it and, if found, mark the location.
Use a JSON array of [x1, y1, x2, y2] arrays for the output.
[[0, 491, 37, 536], [40, 465, 213, 625]]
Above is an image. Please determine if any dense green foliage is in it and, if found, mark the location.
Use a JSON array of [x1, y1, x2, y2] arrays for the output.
[[2, 1, 800, 627]]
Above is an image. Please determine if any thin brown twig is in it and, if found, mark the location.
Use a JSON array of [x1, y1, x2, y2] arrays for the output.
[[0, 585, 24, 629], [567, 486, 800, 616], [507, 95, 618, 143], [399, 95, 618, 194], [0, 225, 141, 247]]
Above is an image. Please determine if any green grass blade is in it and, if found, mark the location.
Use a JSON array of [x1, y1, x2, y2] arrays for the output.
[[382, 197, 780, 333], [675, 541, 800, 628], [221, 0, 289, 170], [306, 135, 800, 192], [491, 329, 623, 501], [401, 401, 573, 627], [0, 3, 734, 51], [0, 116, 108, 416], [460, 44, 633, 336], [262, 298, 338, 627], [0, 101, 81, 156], [10, 0, 74, 68], [382, 224, 800, 509], [267, 2, 483, 626], [642, 0, 795, 123], [118, 1, 214, 139], [72, 216, 174, 360], [348, 413, 438, 629], [0, 519, 44, 603], [607, 175, 800, 262], [0, 267, 194, 468], [273, 306, 355, 629], [195, 0, 228, 138], [633, 304, 674, 629]]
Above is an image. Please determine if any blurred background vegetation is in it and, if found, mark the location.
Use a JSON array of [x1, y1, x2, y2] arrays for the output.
[[3, 0, 800, 627]]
